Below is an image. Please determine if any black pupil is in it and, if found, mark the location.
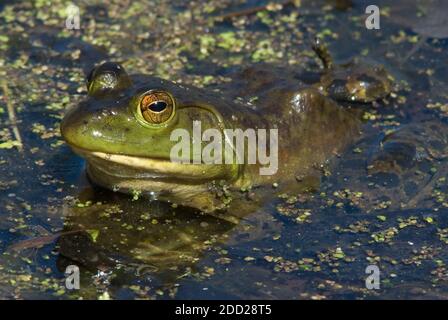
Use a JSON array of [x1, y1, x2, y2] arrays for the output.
[[149, 101, 167, 112]]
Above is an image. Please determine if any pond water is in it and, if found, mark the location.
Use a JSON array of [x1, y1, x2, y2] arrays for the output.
[[0, 0, 447, 299]]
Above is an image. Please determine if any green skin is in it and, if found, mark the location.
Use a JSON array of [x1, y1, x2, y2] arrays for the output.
[[61, 44, 392, 219]]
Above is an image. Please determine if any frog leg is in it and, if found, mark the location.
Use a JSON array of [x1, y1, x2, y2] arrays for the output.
[[368, 121, 448, 174], [367, 121, 448, 208], [367, 137, 418, 176], [312, 37, 392, 103], [323, 63, 393, 103]]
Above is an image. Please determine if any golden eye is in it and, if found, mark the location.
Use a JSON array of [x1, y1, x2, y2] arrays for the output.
[[139, 91, 175, 125]]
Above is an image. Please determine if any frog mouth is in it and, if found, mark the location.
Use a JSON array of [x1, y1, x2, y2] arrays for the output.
[[70, 146, 233, 182]]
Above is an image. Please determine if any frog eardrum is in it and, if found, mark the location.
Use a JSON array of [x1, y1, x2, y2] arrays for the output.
[[138, 90, 175, 125]]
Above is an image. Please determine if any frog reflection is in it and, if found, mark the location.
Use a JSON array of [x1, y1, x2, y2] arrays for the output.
[[56, 187, 239, 287]]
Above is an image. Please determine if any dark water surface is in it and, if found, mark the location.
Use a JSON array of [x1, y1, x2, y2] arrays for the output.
[[0, 0, 448, 299]]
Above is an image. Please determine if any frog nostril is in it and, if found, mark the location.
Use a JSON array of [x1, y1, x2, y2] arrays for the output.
[[149, 101, 167, 113]]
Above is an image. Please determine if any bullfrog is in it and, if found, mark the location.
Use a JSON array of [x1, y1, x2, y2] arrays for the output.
[[60, 40, 392, 220]]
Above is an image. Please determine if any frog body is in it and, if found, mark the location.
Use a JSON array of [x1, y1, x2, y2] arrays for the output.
[[61, 42, 392, 215]]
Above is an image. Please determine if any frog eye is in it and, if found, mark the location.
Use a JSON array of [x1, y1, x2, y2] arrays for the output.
[[87, 62, 132, 98], [139, 90, 175, 125]]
